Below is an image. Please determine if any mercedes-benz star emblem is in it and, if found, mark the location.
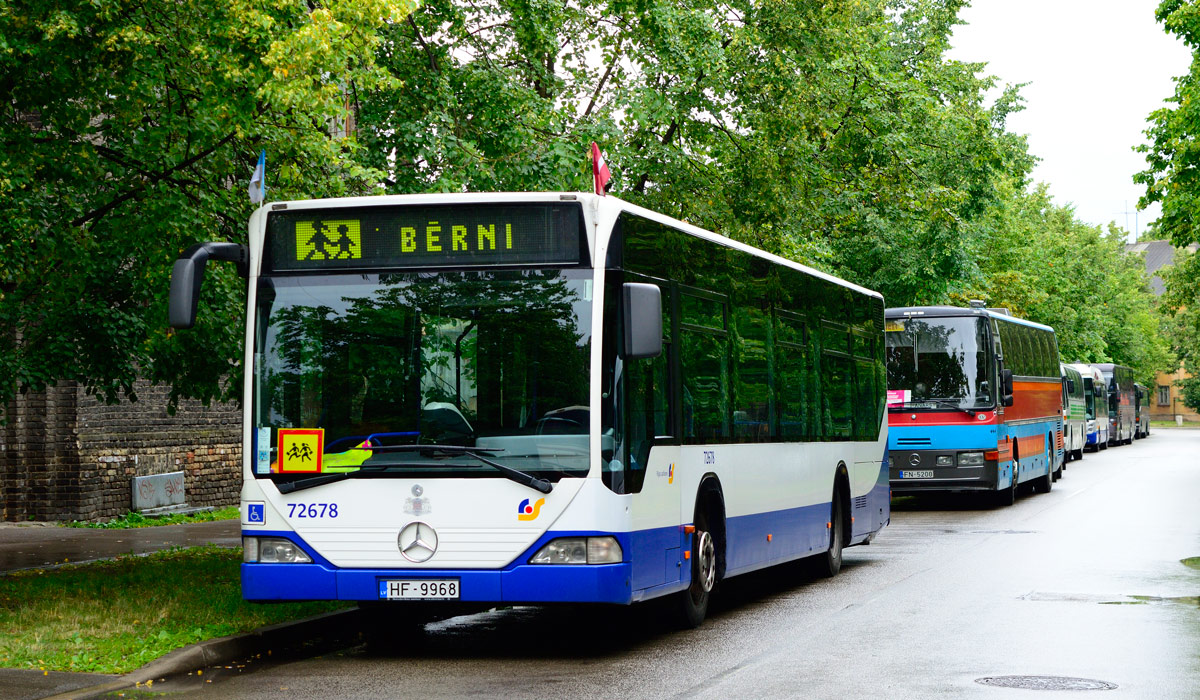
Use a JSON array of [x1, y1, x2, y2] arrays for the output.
[[909, 453, 922, 467], [411, 484, 424, 497], [398, 521, 438, 563]]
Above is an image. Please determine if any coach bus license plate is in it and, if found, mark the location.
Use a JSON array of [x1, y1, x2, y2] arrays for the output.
[[900, 470, 934, 479], [380, 579, 460, 600]]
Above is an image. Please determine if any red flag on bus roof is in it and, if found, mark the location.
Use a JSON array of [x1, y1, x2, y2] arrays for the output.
[[591, 142, 611, 196]]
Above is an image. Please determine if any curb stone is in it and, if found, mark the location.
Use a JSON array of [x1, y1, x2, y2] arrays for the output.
[[39, 607, 364, 700]]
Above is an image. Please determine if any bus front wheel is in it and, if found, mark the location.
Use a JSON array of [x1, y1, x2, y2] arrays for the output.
[[675, 509, 717, 628], [995, 458, 1018, 507]]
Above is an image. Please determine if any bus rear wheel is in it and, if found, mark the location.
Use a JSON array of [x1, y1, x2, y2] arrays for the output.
[[675, 510, 717, 628], [814, 490, 845, 578]]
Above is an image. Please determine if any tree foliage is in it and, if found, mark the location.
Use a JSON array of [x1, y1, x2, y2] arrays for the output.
[[0, 0, 1172, 408], [357, 0, 1031, 305], [953, 182, 1172, 384], [0, 0, 413, 411], [1135, 0, 1200, 398]]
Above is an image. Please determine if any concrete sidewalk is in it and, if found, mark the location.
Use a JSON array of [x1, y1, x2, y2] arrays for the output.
[[0, 519, 240, 573]]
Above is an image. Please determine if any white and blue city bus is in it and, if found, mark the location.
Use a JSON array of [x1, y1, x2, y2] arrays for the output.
[[168, 192, 889, 627]]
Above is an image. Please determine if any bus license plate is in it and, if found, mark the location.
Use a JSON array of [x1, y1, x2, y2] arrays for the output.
[[901, 470, 934, 479], [380, 579, 460, 600]]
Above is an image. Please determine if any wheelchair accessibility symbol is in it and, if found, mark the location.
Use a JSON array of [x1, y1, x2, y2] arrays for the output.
[[246, 502, 265, 525]]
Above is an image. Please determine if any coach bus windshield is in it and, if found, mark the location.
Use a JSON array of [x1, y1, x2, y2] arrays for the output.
[[884, 316, 994, 410], [252, 269, 593, 482]]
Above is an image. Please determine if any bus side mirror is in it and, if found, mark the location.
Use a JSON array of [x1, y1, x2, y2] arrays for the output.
[[1067, 378, 1076, 393], [622, 283, 662, 359], [1000, 368, 1014, 407], [169, 242, 249, 329]]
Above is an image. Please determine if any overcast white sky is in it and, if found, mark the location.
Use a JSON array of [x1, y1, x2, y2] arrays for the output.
[[948, 0, 1193, 240]]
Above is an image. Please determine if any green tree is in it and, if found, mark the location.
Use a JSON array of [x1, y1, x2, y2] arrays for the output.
[[0, 0, 413, 412], [356, 0, 1031, 304], [953, 180, 1172, 384], [1136, 0, 1200, 394]]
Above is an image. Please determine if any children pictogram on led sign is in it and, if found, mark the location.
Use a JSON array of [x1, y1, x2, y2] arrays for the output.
[[296, 219, 361, 261]]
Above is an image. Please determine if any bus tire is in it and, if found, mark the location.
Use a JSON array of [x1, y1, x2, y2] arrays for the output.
[[1073, 447, 1084, 461], [675, 507, 718, 629], [816, 487, 846, 578], [995, 456, 1018, 507], [1034, 459, 1053, 494]]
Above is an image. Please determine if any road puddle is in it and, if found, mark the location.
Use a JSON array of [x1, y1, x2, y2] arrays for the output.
[[1022, 591, 1199, 606]]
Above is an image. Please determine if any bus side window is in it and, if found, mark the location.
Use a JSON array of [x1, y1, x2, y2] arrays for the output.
[[733, 304, 772, 442], [776, 311, 807, 440], [820, 321, 854, 440], [681, 292, 730, 442]]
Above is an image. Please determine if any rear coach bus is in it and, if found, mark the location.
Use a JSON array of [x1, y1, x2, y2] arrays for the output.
[[884, 304, 1062, 505], [1092, 363, 1135, 446], [168, 192, 889, 627]]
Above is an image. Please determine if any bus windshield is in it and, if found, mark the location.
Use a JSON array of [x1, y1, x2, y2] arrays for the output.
[[1083, 377, 1096, 419], [884, 316, 994, 410], [253, 269, 593, 481]]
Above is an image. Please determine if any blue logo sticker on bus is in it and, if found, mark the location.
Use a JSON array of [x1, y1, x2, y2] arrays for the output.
[[246, 502, 265, 525]]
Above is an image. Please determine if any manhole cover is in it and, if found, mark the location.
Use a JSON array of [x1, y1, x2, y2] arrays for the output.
[[976, 676, 1117, 691]]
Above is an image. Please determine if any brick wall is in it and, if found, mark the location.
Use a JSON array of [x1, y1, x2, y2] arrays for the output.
[[1, 380, 241, 522]]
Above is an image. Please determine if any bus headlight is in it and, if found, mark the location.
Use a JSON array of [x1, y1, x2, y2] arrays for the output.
[[529, 537, 623, 565], [935, 455, 954, 467], [243, 537, 312, 564], [957, 452, 986, 467]]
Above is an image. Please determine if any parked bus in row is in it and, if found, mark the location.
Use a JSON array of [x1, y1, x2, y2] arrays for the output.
[[1068, 363, 1109, 451], [884, 303, 1061, 506], [168, 192, 890, 627], [1060, 363, 1086, 465], [1093, 363, 1135, 446], [1134, 383, 1151, 439]]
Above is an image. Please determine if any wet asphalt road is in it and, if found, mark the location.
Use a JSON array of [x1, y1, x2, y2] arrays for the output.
[[157, 429, 1200, 699]]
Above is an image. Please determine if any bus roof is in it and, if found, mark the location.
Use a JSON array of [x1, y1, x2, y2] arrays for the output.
[[885, 305, 1054, 332], [254, 192, 883, 301], [597, 196, 883, 300]]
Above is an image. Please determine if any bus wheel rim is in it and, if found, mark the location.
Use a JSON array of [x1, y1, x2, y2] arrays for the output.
[[696, 531, 716, 593]]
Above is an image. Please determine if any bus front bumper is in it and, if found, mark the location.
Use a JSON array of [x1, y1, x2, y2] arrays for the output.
[[888, 450, 1002, 494], [242, 561, 633, 605]]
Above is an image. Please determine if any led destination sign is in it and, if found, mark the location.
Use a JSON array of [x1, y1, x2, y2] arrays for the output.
[[265, 202, 584, 272]]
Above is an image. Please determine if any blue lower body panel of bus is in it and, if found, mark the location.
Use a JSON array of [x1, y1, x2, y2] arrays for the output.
[[242, 530, 633, 604]]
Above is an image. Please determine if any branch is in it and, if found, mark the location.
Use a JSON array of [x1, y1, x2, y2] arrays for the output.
[[634, 120, 678, 194], [70, 131, 238, 228], [408, 15, 439, 73], [583, 45, 623, 119]]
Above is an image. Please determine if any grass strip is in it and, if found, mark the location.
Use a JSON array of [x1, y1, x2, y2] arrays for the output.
[[1148, 420, 1200, 429], [0, 546, 347, 674], [61, 506, 240, 529]]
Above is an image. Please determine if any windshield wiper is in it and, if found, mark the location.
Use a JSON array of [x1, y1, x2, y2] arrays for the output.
[[920, 398, 980, 417], [277, 465, 392, 494], [275, 445, 554, 495], [889, 397, 982, 417]]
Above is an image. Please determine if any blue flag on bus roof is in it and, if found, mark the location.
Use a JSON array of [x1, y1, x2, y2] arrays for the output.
[[249, 150, 266, 204]]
